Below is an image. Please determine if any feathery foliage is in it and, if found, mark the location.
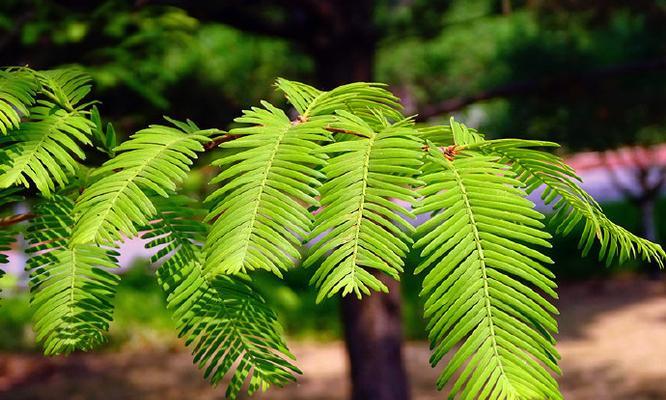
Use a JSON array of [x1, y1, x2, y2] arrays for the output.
[[2, 70, 664, 400], [414, 146, 561, 399], [275, 78, 403, 124], [144, 195, 300, 397], [36, 69, 93, 111], [0, 68, 39, 135], [26, 196, 120, 355], [0, 103, 94, 195], [204, 102, 329, 277], [203, 79, 404, 280], [71, 119, 213, 245], [0, 68, 96, 196], [476, 139, 666, 267], [304, 113, 422, 302]]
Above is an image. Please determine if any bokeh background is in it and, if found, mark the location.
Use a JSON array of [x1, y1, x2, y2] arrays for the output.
[[1, 1, 666, 399]]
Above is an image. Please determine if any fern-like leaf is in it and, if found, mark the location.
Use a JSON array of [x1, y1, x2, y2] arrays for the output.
[[476, 139, 666, 267], [0, 103, 94, 195], [26, 196, 119, 355], [37, 69, 92, 111], [304, 112, 422, 302], [275, 78, 403, 124], [71, 120, 212, 245], [414, 148, 561, 399], [0, 68, 39, 134], [144, 195, 300, 398], [204, 102, 329, 277]]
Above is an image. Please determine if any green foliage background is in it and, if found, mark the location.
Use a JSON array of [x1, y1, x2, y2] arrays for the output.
[[1, 1, 663, 148]]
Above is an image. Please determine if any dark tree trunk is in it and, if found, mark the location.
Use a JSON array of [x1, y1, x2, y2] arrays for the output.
[[304, 2, 376, 89], [638, 196, 661, 280], [304, 2, 410, 399], [341, 275, 409, 400], [639, 197, 658, 243], [607, 162, 664, 280], [633, 165, 663, 280]]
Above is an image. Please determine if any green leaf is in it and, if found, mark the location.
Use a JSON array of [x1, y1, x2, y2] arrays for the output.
[[70, 120, 212, 245], [0, 103, 94, 196], [26, 196, 119, 355], [144, 195, 300, 399], [204, 101, 329, 277], [450, 116, 484, 146], [304, 112, 422, 302], [275, 77, 404, 126], [36, 69, 92, 111], [0, 68, 39, 135], [414, 148, 561, 400], [477, 138, 666, 267]]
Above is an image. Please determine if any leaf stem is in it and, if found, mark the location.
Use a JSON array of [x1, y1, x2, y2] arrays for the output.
[[0, 212, 35, 227]]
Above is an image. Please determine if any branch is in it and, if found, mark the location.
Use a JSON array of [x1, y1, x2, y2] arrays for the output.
[[0, 213, 35, 227], [601, 152, 639, 202], [417, 57, 666, 120], [636, 165, 666, 201], [204, 134, 239, 151], [324, 127, 366, 137], [203, 125, 370, 152]]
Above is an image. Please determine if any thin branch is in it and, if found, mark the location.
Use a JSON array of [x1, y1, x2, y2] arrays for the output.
[[601, 152, 638, 202], [0, 213, 35, 227], [324, 127, 366, 137], [417, 57, 666, 120], [204, 134, 239, 151]]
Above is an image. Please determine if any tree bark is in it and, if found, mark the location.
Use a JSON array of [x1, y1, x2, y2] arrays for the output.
[[633, 165, 663, 280], [341, 275, 409, 400], [638, 196, 661, 280], [639, 197, 658, 243]]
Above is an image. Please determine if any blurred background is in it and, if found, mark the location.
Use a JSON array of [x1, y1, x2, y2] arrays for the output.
[[1, 1, 666, 399]]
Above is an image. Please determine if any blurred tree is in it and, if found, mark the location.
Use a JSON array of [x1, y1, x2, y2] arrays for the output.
[[379, 0, 666, 277], [2, 1, 665, 399]]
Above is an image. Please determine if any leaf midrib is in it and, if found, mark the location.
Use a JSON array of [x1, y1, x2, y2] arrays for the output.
[[347, 135, 375, 292], [493, 147, 601, 235], [74, 134, 192, 244], [235, 124, 289, 272], [448, 157, 514, 393], [2, 114, 75, 187]]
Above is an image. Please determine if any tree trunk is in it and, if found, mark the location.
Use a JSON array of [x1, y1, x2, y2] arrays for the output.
[[639, 197, 658, 243], [638, 196, 661, 279], [341, 275, 409, 400], [305, 2, 411, 399]]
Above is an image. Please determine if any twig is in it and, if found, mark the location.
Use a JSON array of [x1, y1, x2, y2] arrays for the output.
[[204, 135, 240, 151], [0, 213, 35, 227], [324, 127, 366, 137], [417, 57, 666, 120]]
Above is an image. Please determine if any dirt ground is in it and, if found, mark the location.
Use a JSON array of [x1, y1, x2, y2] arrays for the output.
[[2, 277, 666, 400]]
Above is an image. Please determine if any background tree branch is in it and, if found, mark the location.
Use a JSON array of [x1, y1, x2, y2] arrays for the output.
[[416, 57, 666, 120]]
